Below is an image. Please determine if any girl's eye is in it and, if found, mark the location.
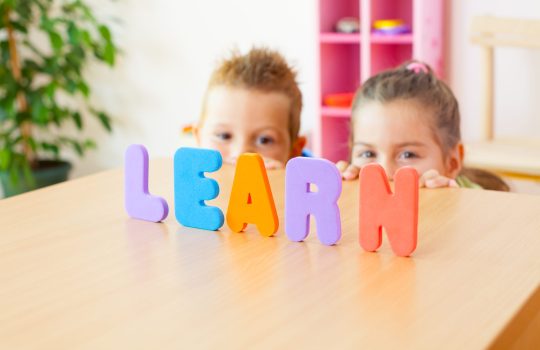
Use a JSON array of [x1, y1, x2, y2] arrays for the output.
[[357, 150, 376, 158], [399, 151, 418, 160], [215, 132, 232, 141], [256, 135, 275, 146]]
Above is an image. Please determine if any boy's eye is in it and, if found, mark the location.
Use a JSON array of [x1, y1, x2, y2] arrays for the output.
[[399, 151, 418, 160], [256, 135, 275, 146], [357, 150, 376, 158], [214, 132, 232, 141]]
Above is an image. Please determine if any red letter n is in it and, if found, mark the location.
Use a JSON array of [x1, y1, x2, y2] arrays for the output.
[[359, 164, 419, 257]]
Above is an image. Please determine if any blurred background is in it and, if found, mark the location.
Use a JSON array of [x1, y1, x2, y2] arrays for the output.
[[1, 0, 540, 197]]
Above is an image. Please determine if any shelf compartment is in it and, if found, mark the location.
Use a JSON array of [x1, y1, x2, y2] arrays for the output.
[[320, 32, 361, 44], [321, 106, 351, 118], [370, 33, 413, 44], [320, 0, 360, 33], [370, 0, 413, 33], [370, 43, 413, 76], [320, 44, 361, 98], [320, 117, 351, 163]]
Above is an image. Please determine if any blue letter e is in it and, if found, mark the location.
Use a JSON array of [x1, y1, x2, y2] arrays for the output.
[[174, 147, 224, 231]]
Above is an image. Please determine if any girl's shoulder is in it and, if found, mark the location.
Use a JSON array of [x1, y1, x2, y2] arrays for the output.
[[458, 168, 510, 191], [455, 175, 482, 189]]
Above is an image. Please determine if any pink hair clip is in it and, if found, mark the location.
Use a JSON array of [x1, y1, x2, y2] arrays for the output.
[[406, 62, 429, 74]]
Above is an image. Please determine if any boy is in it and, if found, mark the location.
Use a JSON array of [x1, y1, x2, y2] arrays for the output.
[[194, 48, 306, 168]]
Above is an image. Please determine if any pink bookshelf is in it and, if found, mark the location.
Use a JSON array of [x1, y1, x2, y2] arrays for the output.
[[320, 33, 361, 44], [370, 33, 413, 44], [315, 0, 444, 162], [321, 106, 351, 118]]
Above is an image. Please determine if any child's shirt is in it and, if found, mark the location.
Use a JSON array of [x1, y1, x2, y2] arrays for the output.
[[456, 175, 482, 189]]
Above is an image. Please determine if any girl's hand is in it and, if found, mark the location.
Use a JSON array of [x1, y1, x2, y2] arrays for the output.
[[336, 161, 361, 180], [419, 169, 459, 189], [336, 162, 459, 188]]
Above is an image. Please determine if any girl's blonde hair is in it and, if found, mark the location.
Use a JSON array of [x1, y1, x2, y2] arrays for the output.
[[352, 61, 508, 191]]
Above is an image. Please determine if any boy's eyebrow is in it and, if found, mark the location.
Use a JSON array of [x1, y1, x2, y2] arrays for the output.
[[252, 126, 282, 134], [353, 141, 374, 147], [209, 122, 231, 128]]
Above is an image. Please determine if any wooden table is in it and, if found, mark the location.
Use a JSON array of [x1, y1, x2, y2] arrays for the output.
[[1, 159, 539, 349]]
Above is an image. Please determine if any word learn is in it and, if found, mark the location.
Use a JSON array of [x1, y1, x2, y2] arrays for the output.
[[125, 145, 419, 257]]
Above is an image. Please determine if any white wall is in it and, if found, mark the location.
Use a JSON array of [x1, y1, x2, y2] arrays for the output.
[[72, 0, 540, 178], [73, 0, 318, 177], [447, 0, 540, 142]]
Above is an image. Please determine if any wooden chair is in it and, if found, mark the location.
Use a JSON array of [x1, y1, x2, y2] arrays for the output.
[[466, 16, 540, 180]]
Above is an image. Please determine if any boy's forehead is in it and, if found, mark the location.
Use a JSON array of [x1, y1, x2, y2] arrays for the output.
[[204, 86, 291, 126], [207, 85, 290, 105]]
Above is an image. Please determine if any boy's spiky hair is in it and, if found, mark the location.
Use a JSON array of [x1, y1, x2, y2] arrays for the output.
[[202, 47, 302, 142]]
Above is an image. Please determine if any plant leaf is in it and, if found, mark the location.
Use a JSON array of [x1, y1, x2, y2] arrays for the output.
[[0, 149, 12, 170], [78, 81, 89, 97], [41, 141, 59, 157], [11, 21, 28, 33], [48, 31, 63, 54], [98, 25, 111, 42], [80, 30, 92, 46], [96, 112, 112, 132], [31, 98, 48, 124], [73, 141, 84, 156], [0, 106, 7, 121], [72, 112, 82, 130], [67, 22, 80, 45], [84, 139, 96, 149], [103, 43, 115, 65]]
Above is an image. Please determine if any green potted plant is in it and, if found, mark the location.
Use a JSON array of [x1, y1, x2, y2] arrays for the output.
[[0, 0, 117, 197]]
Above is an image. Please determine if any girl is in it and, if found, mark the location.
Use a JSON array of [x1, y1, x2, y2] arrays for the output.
[[336, 61, 509, 191]]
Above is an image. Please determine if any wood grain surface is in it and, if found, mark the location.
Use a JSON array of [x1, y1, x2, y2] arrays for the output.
[[1, 159, 539, 349]]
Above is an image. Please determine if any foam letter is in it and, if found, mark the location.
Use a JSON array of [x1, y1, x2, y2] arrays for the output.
[[359, 164, 419, 257], [125, 144, 169, 222], [285, 157, 342, 245], [174, 147, 224, 231], [226, 153, 278, 236]]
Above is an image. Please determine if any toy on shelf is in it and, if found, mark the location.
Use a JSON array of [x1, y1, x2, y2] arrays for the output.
[[323, 92, 355, 108], [181, 124, 194, 135], [372, 19, 411, 35], [335, 17, 360, 33]]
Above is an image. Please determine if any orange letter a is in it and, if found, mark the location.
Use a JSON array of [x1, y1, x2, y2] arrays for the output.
[[359, 164, 419, 257], [226, 153, 279, 237]]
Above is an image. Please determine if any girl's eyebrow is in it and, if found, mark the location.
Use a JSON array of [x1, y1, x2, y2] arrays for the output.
[[353, 141, 427, 147], [395, 142, 426, 148]]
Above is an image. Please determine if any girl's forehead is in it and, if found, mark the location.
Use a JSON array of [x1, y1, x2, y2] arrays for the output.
[[356, 99, 434, 119], [353, 100, 438, 144]]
